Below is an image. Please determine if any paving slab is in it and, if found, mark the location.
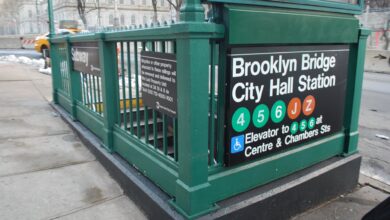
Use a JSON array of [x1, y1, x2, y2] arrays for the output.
[[0, 80, 46, 103], [0, 161, 124, 220], [0, 133, 95, 177], [0, 112, 71, 139], [359, 174, 390, 194], [292, 186, 390, 220], [0, 63, 44, 81], [57, 196, 147, 220]]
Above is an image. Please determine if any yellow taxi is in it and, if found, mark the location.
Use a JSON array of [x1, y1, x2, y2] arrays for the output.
[[34, 29, 78, 53]]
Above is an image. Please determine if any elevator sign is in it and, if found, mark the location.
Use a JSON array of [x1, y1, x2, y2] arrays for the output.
[[225, 45, 350, 166]]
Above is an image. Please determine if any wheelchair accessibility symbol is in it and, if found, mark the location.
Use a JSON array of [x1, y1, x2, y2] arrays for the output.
[[231, 135, 244, 154]]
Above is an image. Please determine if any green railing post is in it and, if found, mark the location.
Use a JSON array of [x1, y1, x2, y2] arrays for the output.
[[344, 28, 371, 155], [47, 0, 58, 103], [173, 37, 215, 219], [179, 0, 205, 22], [98, 34, 119, 152], [65, 38, 82, 120], [49, 43, 62, 104], [172, 0, 218, 213]]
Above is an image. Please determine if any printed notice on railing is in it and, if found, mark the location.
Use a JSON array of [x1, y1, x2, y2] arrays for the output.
[[140, 51, 177, 117], [225, 45, 350, 166]]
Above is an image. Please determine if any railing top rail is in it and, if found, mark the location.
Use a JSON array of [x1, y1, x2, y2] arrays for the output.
[[50, 22, 225, 44]]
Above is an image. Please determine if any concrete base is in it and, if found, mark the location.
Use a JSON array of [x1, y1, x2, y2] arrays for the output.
[[51, 103, 362, 220]]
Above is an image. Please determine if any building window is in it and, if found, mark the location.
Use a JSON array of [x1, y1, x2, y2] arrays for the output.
[[28, 10, 33, 18], [161, 0, 164, 6], [142, 0, 146, 5], [109, 14, 114, 25], [130, 0, 134, 4], [131, 15, 136, 24], [120, 14, 125, 25], [120, 0, 124, 4], [143, 16, 147, 24]]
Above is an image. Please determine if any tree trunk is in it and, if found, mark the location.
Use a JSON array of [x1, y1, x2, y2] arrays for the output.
[[152, 0, 158, 24]]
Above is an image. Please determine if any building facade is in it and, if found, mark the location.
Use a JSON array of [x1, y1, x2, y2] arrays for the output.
[[0, 0, 174, 35]]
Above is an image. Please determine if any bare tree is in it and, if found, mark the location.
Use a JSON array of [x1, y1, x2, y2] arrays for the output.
[[165, 0, 182, 21], [152, 0, 158, 23], [77, 0, 88, 29]]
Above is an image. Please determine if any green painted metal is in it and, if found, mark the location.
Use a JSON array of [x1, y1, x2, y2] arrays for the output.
[[134, 41, 141, 138], [76, 103, 105, 139], [225, 5, 359, 45], [47, 0, 55, 37], [113, 125, 178, 192], [208, 0, 364, 15], [208, 133, 345, 201], [343, 29, 371, 155], [126, 42, 135, 134], [49, 0, 369, 217], [99, 37, 119, 151], [66, 39, 82, 120], [50, 44, 64, 104], [174, 37, 215, 217], [57, 91, 72, 113]]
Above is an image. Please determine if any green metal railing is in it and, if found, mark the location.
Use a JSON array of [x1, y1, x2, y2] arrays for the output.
[[80, 72, 104, 116], [50, 22, 226, 216], [114, 39, 179, 162], [48, 0, 369, 217], [57, 44, 70, 96]]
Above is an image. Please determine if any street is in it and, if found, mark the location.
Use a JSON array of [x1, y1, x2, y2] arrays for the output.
[[0, 49, 41, 59], [359, 72, 390, 185]]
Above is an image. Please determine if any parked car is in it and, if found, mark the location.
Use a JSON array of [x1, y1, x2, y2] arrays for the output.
[[34, 29, 77, 54]]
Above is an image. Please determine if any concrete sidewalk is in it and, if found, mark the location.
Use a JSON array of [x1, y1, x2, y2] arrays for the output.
[[364, 50, 390, 74], [0, 62, 389, 220], [0, 63, 146, 220]]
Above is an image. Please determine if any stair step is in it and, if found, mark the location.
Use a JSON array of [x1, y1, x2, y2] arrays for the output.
[[120, 107, 156, 122]]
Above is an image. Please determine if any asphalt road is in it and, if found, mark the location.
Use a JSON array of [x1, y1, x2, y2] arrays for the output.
[[0, 49, 42, 59], [359, 72, 390, 185]]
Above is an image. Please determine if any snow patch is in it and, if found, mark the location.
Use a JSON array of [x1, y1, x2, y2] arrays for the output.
[[0, 55, 50, 74]]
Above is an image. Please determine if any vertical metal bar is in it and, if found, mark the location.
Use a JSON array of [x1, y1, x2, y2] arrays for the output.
[[116, 43, 122, 126], [216, 41, 227, 164], [120, 42, 127, 129], [92, 75, 98, 112], [149, 41, 158, 148], [208, 41, 216, 166], [143, 41, 149, 143], [163, 114, 168, 155], [83, 73, 88, 105], [87, 74, 93, 110], [81, 73, 86, 104], [153, 110, 157, 148], [173, 117, 178, 161], [134, 41, 141, 138], [84, 74, 88, 107], [47, 0, 55, 37], [161, 41, 165, 53], [126, 41, 134, 134], [160, 41, 169, 155], [96, 76, 102, 114]]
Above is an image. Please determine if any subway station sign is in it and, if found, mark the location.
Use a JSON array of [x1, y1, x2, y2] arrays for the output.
[[71, 42, 100, 76], [225, 45, 349, 166]]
